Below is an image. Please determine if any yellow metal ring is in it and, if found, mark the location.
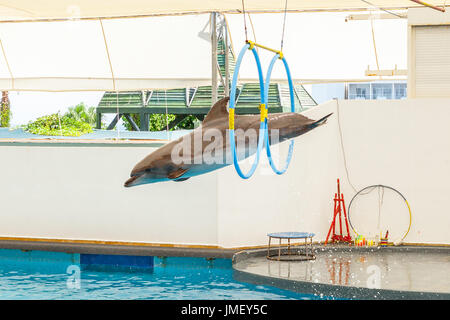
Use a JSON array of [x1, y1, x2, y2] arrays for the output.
[[404, 199, 412, 241], [246, 40, 255, 50], [348, 185, 412, 244], [229, 108, 235, 130], [259, 104, 267, 122]]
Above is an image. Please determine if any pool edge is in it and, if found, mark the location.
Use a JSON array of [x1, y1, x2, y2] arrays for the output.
[[0, 239, 237, 259]]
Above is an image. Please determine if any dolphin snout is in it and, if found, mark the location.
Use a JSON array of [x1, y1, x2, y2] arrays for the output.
[[124, 175, 140, 188]]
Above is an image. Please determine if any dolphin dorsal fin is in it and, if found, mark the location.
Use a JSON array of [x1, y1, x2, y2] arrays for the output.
[[203, 97, 230, 124]]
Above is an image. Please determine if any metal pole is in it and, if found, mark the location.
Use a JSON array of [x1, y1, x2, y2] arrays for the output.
[[211, 12, 218, 103], [409, 0, 445, 12], [224, 15, 230, 97]]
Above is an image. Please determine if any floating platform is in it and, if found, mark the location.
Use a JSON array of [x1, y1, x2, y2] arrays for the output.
[[233, 245, 450, 300]]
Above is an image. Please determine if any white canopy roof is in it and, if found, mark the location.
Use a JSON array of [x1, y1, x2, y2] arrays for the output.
[[0, 15, 212, 91], [227, 12, 407, 80], [0, 1, 421, 91], [0, 1, 442, 22]]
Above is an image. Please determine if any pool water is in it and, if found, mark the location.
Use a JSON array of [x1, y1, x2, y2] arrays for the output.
[[0, 249, 317, 300], [0, 127, 191, 141]]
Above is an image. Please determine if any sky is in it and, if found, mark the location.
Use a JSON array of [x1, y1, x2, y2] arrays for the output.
[[4, 11, 407, 127]]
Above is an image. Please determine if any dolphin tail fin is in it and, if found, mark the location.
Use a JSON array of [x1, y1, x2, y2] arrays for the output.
[[309, 113, 333, 129]]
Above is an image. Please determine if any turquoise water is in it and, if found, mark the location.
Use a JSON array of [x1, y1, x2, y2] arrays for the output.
[[0, 127, 191, 140], [0, 249, 316, 300]]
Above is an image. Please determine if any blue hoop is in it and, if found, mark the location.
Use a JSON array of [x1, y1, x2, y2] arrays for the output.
[[264, 54, 295, 175], [229, 43, 267, 179]]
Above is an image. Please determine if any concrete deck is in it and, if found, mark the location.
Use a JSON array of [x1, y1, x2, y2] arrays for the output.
[[232, 245, 450, 300]]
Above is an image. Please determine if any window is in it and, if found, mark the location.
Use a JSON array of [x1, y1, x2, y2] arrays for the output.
[[346, 82, 407, 100], [349, 84, 370, 100], [394, 83, 407, 99], [372, 84, 392, 100], [356, 88, 367, 99]]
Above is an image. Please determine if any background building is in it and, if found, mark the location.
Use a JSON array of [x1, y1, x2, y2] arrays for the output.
[[312, 80, 407, 104]]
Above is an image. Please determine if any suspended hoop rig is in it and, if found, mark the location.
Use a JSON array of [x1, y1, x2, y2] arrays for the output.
[[229, 40, 296, 178]]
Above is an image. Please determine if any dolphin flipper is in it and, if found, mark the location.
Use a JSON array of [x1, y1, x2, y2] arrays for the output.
[[173, 177, 190, 182], [168, 168, 188, 180]]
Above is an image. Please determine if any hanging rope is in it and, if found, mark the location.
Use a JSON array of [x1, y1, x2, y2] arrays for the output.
[[376, 185, 385, 237], [369, 14, 381, 79], [247, 13, 258, 53], [165, 89, 169, 140], [57, 110, 63, 137], [280, 0, 288, 51], [115, 91, 120, 139], [335, 99, 358, 193], [99, 18, 120, 139], [0, 38, 14, 89], [99, 19, 116, 91], [241, 0, 249, 41]]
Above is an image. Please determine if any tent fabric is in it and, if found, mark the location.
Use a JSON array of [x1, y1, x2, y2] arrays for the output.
[[0, 1, 442, 22], [0, 1, 416, 91], [0, 11, 407, 91], [226, 12, 407, 81], [0, 15, 213, 91]]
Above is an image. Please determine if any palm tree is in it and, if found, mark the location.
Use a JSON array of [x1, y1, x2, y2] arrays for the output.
[[67, 102, 96, 126], [0, 91, 10, 127]]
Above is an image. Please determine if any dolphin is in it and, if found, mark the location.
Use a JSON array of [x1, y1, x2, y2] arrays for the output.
[[124, 96, 331, 187]]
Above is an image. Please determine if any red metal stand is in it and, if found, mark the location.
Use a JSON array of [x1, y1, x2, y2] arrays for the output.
[[325, 179, 352, 245]]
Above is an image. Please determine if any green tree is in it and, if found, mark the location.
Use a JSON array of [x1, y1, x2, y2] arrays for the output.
[[23, 102, 97, 136], [174, 115, 200, 130], [122, 114, 200, 131], [66, 102, 97, 126], [24, 113, 93, 137]]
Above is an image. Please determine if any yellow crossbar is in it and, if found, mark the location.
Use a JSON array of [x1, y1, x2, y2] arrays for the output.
[[246, 40, 283, 59]]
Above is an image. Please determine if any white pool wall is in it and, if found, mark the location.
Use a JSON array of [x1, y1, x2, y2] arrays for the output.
[[0, 98, 449, 247]]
